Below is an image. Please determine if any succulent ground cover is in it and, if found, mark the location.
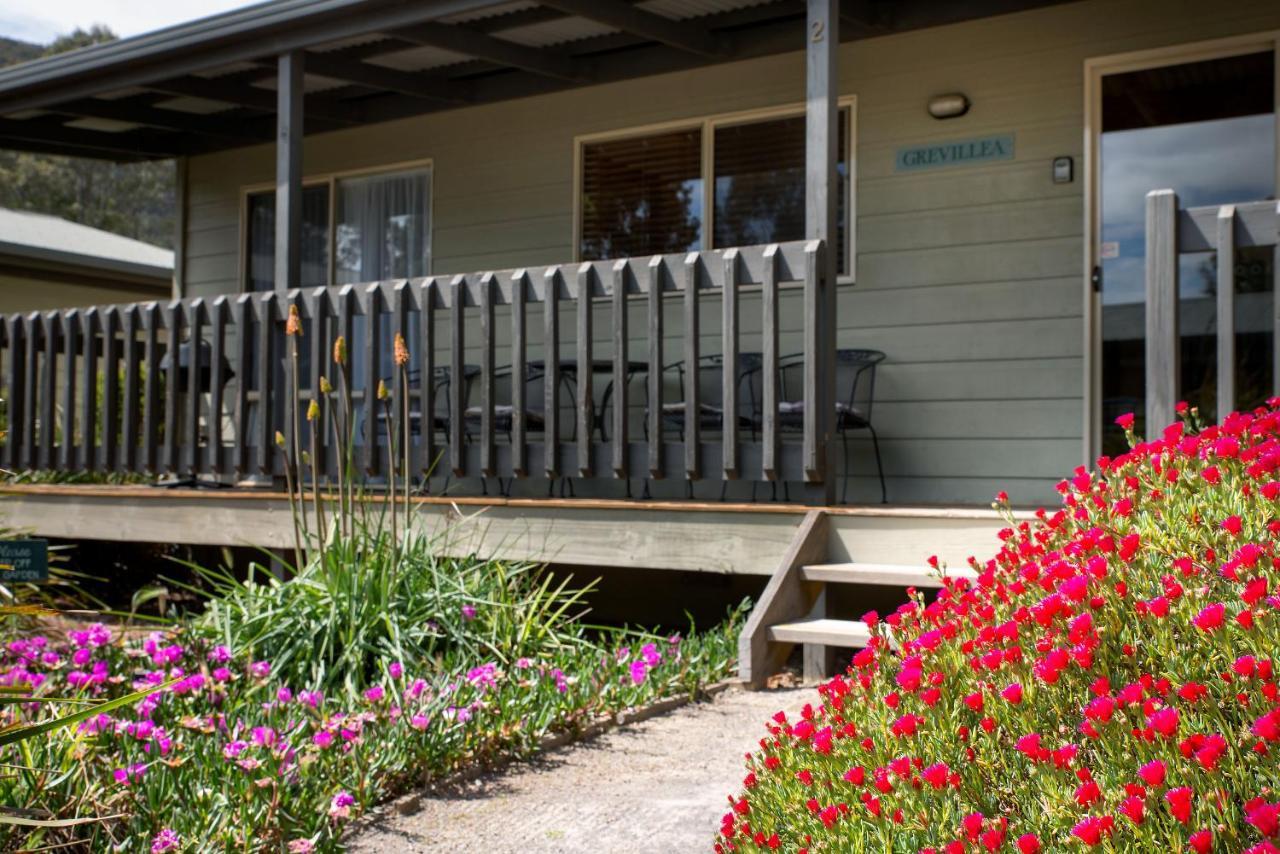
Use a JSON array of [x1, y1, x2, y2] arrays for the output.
[[720, 405, 1280, 852], [1, 599, 740, 851]]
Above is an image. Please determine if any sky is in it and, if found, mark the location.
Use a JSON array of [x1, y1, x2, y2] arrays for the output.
[[0, 0, 259, 44]]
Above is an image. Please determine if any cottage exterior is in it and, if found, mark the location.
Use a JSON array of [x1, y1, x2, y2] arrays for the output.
[[0, 0, 1276, 676]]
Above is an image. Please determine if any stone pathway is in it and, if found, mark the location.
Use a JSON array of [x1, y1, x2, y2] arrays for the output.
[[347, 686, 807, 854]]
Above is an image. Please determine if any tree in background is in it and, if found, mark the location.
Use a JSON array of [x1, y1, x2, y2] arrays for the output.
[[0, 27, 175, 249]]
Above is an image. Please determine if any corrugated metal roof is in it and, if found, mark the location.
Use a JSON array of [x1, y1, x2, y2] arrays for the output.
[[0, 208, 173, 281]]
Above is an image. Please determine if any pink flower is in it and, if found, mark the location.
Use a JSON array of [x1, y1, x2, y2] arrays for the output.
[[1000, 683, 1023, 705], [151, 829, 180, 853], [461, 604, 477, 621], [329, 790, 356, 820], [388, 661, 403, 679], [249, 660, 271, 679]]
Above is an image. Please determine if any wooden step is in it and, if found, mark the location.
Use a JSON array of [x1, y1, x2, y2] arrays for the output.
[[767, 618, 872, 648], [801, 562, 976, 588]]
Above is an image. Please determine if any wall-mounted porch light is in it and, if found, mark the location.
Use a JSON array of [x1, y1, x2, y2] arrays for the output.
[[927, 93, 970, 120]]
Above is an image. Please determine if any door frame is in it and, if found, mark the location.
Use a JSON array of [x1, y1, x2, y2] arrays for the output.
[[1082, 31, 1280, 462]]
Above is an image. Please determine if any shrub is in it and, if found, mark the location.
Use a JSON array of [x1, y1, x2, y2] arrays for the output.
[[720, 407, 1280, 853]]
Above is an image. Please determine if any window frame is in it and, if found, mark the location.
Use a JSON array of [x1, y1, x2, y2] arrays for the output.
[[238, 158, 434, 292], [572, 97, 857, 280]]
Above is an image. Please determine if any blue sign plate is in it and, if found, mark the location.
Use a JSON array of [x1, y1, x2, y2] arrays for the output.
[[896, 133, 1015, 172]]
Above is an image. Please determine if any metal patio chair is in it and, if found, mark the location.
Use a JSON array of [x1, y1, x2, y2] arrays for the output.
[[775, 348, 888, 504], [463, 363, 576, 496]]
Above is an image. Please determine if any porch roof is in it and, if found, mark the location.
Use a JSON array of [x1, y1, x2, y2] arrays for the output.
[[0, 0, 1070, 163]]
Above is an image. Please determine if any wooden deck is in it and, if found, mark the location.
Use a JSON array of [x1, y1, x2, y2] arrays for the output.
[[0, 483, 1024, 575]]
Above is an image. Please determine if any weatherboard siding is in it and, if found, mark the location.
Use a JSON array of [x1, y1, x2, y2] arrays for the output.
[[182, 0, 1280, 505]]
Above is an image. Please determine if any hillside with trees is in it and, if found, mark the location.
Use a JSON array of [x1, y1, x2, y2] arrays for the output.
[[0, 27, 175, 248]]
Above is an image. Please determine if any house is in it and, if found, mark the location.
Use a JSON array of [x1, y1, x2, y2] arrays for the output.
[[0, 207, 173, 312], [0, 0, 1275, 680]]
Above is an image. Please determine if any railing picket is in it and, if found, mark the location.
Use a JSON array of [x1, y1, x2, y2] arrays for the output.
[[304, 289, 326, 479], [141, 303, 160, 473], [38, 312, 57, 470], [100, 307, 120, 471], [231, 296, 251, 477], [762, 245, 780, 481], [253, 295, 273, 475], [184, 301, 203, 474], [335, 286, 354, 477], [78, 309, 97, 472], [59, 312, 78, 471], [479, 273, 496, 477], [575, 263, 593, 476], [121, 306, 140, 472], [392, 281, 410, 485], [802, 241, 824, 479], [510, 271, 528, 476], [4, 316, 23, 471], [415, 282, 434, 481], [449, 276, 465, 477], [21, 313, 38, 469], [361, 284, 381, 477], [683, 253, 700, 480], [610, 260, 628, 478], [208, 298, 227, 474], [722, 250, 740, 480], [162, 302, 180, 474], [1216, 205, 1236, 420], [543, 267, 560, 479], [646, 257, 663, 479]]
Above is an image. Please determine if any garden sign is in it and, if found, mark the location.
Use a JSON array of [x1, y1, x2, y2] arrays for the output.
[[0, 538, 49, 582]]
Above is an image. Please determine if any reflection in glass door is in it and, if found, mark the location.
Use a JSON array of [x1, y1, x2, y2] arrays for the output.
[[1098, 49, 1275, 455]]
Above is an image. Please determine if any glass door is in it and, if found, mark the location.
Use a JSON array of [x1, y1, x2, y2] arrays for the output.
[[1096, 47, 1276, 455]]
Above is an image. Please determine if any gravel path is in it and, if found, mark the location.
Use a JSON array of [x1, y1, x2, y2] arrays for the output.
[[347, 686, 808, 854]]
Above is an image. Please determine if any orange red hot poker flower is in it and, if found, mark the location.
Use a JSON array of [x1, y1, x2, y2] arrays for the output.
[[719, 402, 1280, 853]]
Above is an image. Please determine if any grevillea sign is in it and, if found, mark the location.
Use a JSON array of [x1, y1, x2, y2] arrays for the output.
[[895, 133, 1015, 171]]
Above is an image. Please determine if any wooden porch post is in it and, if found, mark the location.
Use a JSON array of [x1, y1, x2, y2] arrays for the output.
[[804, 0, 838, 505], [275, 51, 304, 293]]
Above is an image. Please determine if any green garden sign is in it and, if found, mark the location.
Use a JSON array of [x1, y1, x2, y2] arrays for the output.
[[0, 538, 49, 583]]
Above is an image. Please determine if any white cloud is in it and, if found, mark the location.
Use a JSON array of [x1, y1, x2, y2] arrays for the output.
[[0, 0, 259, 44]]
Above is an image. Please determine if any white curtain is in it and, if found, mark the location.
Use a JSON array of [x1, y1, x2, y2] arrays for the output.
[[335, 168, 431, 285]]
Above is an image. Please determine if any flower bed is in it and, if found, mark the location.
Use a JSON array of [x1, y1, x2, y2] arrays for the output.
[[1, 609, 740, 851], [719, 407, 1280, 852]]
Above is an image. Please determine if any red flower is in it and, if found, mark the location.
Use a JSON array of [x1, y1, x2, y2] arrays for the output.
[[1137, 759, 1166, 787], [1188, 829, 1213, 853], [1119, 794, 1145, 825], [1222, 515, 1243, 536], [1147, 706, 1180, 738], [1193, 603, 1226, 632], [1115, 413, 1135, 430], [1016, 834, 1041, 854], [1165, 786, 1193, 824], [1000, 683, 1023, 705]]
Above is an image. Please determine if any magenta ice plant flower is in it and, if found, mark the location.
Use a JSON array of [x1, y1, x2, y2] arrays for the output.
[[329, 790, 356, 819], [150, 829, 180, 853]]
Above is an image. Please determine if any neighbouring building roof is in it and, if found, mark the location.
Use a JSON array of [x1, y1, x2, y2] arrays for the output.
[[0, 207, 174, 282]]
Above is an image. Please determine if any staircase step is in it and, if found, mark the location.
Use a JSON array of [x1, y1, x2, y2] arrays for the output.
[[801, 562, 976, 588], [767, 618, 872, 648]]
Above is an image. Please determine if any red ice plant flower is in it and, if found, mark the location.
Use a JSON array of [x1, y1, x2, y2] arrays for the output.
[[717, 406, 1280, 853]]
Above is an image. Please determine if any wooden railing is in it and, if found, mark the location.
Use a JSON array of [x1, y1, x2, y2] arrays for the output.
[[1144, 191, 1280, 430], [0, 240, 835, 495]]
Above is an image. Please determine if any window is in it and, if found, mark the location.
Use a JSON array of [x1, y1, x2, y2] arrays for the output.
[[245, 185, 330, 292], [578, 105, 853, 272], [244, 165, 431, 291]]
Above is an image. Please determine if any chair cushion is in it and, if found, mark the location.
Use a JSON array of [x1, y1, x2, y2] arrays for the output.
[[777, 399, 869, 429]]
